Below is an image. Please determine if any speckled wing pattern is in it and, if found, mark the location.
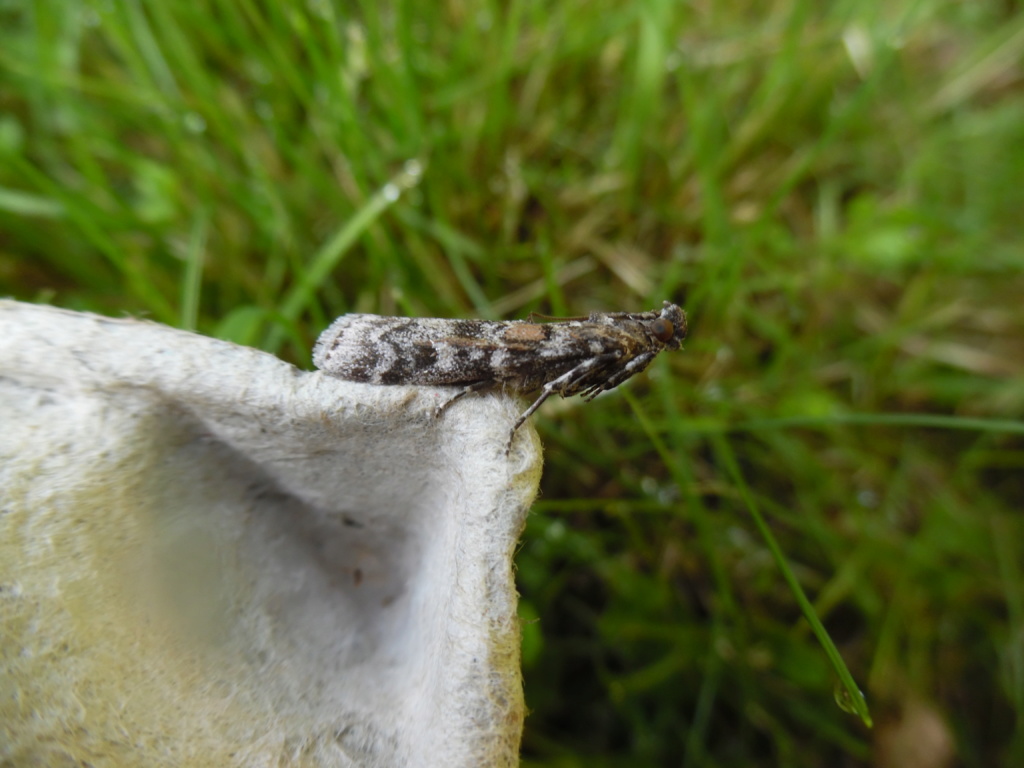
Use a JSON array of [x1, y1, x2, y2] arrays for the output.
[[313, 301, 687, 450]]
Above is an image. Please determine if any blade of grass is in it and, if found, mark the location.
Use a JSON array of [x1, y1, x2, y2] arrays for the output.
[[10, 155, 177, 322], [180, 207, 208, 331], [634, 413, 1024, 437], [739, 413, 1024, 436], [265, 159, 424, 352], [708, 430, 873, 728]]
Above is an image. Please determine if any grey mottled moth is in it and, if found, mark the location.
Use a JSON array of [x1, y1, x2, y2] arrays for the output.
[[313, 301, 687, 451]]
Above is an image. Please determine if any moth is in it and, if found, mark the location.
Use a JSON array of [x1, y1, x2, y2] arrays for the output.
[[313, 301, 687, 452]]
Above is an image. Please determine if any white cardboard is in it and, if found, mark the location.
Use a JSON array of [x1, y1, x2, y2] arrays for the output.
[[0, 300, 542, 767]]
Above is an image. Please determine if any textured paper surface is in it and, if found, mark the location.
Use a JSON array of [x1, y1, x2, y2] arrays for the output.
[[0, 300, 542, 767]]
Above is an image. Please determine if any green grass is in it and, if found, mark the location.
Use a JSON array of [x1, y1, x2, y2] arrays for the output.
[[3, 0, 1024, 765]]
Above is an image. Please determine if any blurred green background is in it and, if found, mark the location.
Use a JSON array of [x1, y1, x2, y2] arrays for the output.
[[2, 1, 1023, 765]]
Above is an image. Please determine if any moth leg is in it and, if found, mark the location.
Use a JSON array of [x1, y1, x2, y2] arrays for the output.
[[582, 351, 657, 399], [505, 387, 556, 455], [434, 381, 491, 417], [505, 353, 620, 454], [510, 388, 556, 436]]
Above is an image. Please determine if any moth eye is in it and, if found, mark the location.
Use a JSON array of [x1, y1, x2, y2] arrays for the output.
[[650, 318, 675, 342]]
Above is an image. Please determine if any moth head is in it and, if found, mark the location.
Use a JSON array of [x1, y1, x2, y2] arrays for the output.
[[650, 302, 687, 349]]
